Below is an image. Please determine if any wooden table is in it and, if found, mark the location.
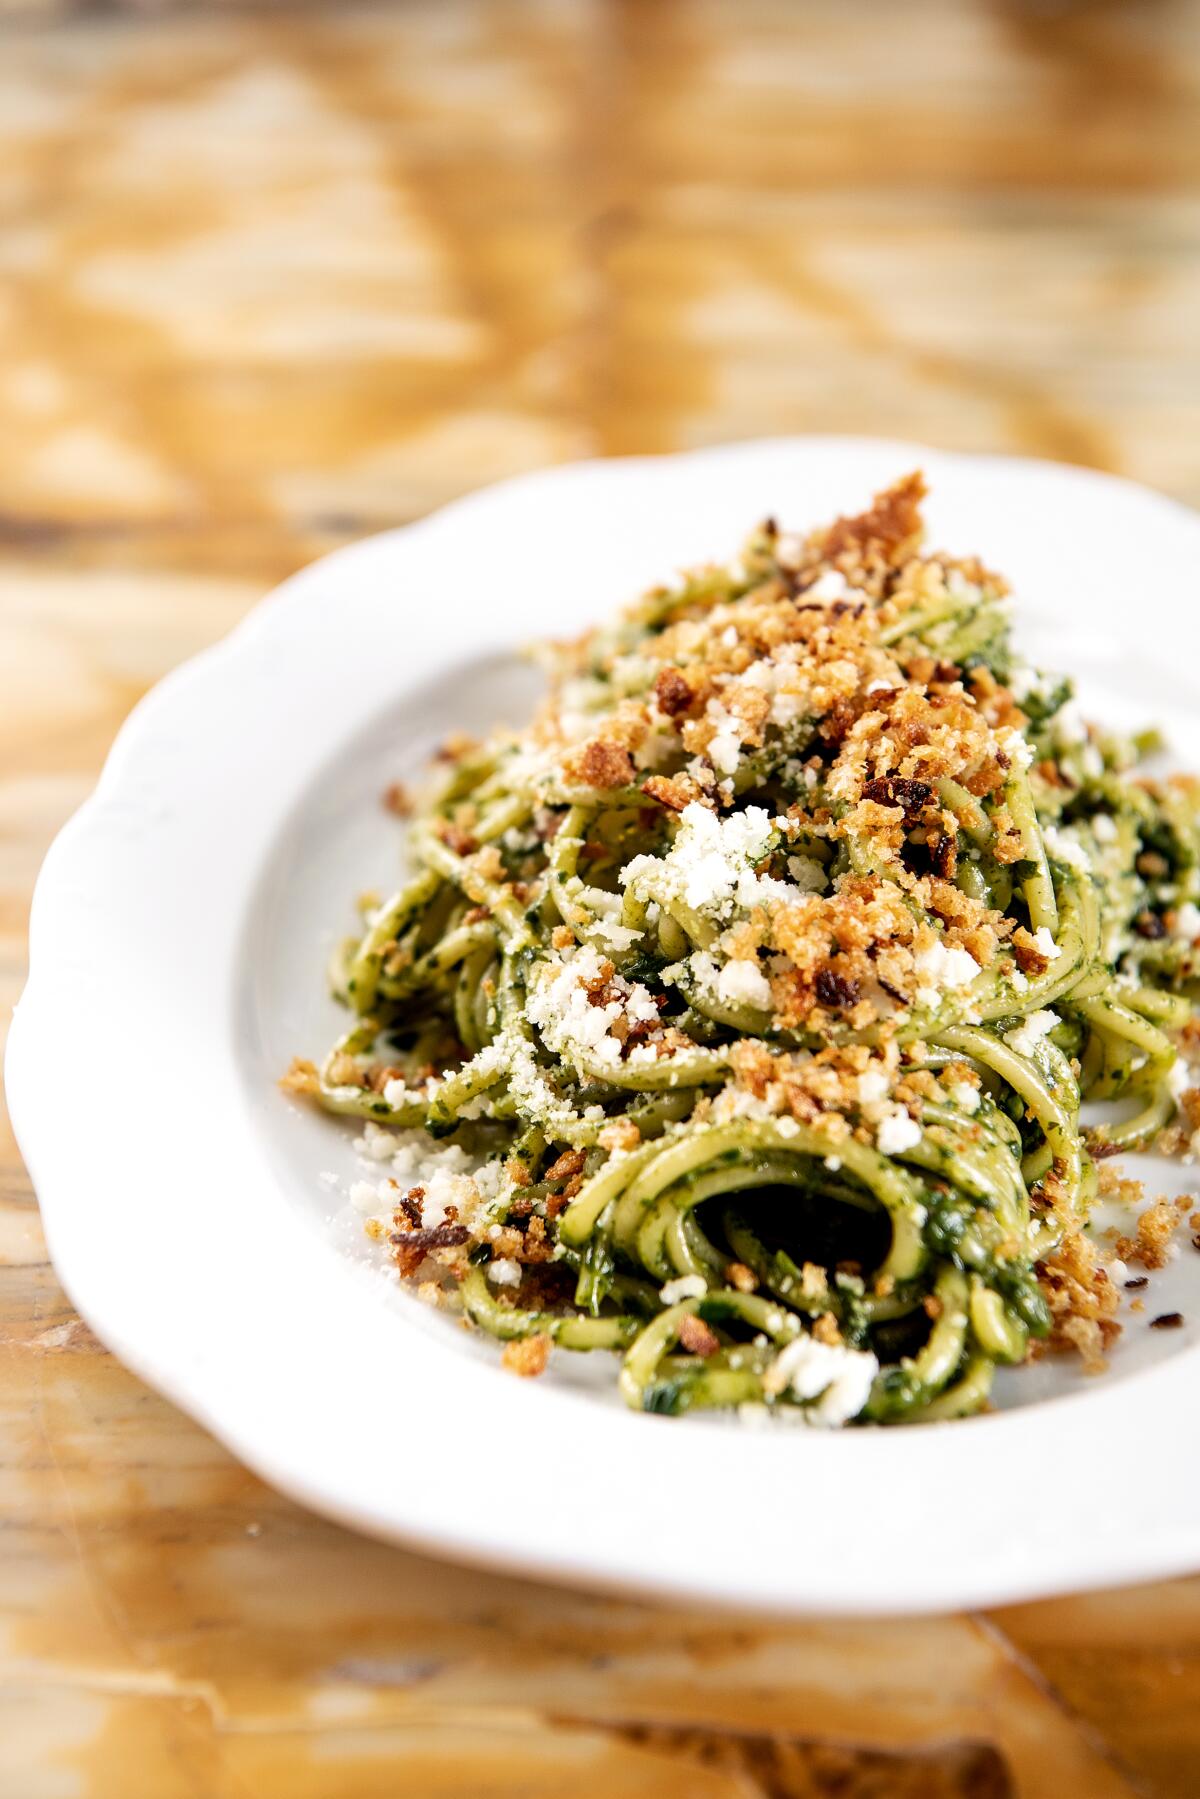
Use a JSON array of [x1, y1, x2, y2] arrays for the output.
[[3, 2, 1199, 1792]]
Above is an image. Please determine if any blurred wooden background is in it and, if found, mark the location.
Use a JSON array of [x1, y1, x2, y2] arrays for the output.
[[2, 1, 1200, 1793]]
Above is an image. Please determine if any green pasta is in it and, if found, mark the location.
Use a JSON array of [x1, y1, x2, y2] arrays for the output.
[[286, 472, 1200, 1425]]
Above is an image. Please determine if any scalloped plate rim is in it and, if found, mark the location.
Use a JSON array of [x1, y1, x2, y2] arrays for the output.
[[9, 435, 1200, 1616]]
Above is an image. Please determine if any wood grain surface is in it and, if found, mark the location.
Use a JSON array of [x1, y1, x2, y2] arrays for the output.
[[3, 2, 1200, 1793]]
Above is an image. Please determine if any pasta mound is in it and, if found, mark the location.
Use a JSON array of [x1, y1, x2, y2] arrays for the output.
[[286, 475, 1200, 1426]]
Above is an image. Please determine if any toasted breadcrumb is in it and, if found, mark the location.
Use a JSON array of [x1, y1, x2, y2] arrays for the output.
[[1115, 1196, 1187, 1270], [1097, 1162, 1144, 1205], [799, 1262, 829, 1301], [598, 1118, 642, 1152], [280, 1058, 320, 1095], [501, 1335, 551, 1377], [1036, 1223, 1122, 1373], [382, 781, 412, 817], [544, 1147, 588, 1185], [642, 772, 703, 812], [677, 1314, 721, 1357], [564, 738, 636, 789]]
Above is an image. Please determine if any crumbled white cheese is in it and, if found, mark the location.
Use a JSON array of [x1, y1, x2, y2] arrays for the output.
[[486, 1258, 522, 1288], [1173, 902, 1200, 942], [712, 1085, 777, 1126], [418, 1166, 481, 1229], [996, 726, 1033, 772], [352, 1131, 485, 1234], [1092, 813, 1118, 844], [625, 982, 661, 1024], [769, 688, 806, 728], [857, 1068, 890, 1107], [948, 1081, 981, 1114], [1079, 744, 1103, 779], [389, 1139, 429, 1180], [590, 917, 642, 951], [876, 1110, 921, 1155], [786, 854, 827, 893], [496, 1024, 605, 1136], [913, 938, 981, 992], [1107, 1257, 1129, 1287], [761, 1333, 879, 1426], [382, 1077, 414, 1108], [526, 942, 662, 1071], [1004, 1009, 1059, 1058], [704, 699, 743, 774], [633, 725, 678, 771], [806, 569, 850, 602], [622, 802, 777, 918], [1032, 926, 1061, 962], [1009, 967, 1029, 993], [717, 958, 773, 1010], [660, 1273, 707, 1305], [728, 649, 809, 730], [1168, 1058, 1192, 1101], [1043, 825, 1092, 872]]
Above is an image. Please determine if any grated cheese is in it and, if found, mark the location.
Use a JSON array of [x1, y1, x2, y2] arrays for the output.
[[717, 958, 773, 1010], [1044, 825, 1091, 872], [1004, 1010, 1059, 1058], [761, 1333, 879, 1425], [913, 938, 981, 993], [660, 1273, 708, 1305], [876, 1110, 921, 1155], [1172, 902, 1200, 942]]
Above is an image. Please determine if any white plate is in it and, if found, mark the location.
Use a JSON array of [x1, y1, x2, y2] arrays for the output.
[[10, 437, 1200, 1616]]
